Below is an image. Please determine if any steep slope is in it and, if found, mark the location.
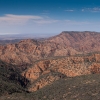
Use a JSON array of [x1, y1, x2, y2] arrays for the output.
[[0, 31, 100, 67], [0, 60, 29, 96], [0, 39, 79, 66], [0, 31, 100, 100], [22, 52, 100, 91], [48, 31, 100, 52]]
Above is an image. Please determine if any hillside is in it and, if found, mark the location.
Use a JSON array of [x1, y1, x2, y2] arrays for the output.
[[0, 31, 100, 66], [0, 31, 100, 100], [1, 74, 100, 100], [48, 31, 100, 52], [0, 60, 29, 96], [22, 52, 100, 92]]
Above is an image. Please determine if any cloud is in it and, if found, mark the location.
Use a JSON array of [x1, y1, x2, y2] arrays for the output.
[[41, 13, 49, 15], [0, 14, 42, 21], [0, 14, 90, 27], [41, 10, 49, 15], [33, 19, 59, 24], [0, 14, 43, 25], [0, 14, 58, 25], [82, 9, 85, 12], [65, 20, 90, 25], [82, 7, 100, 12], [43, 10, 49, 12], [0, 14, 93, 35], [92, 7, 100, 12], [65, 10, 74, 12]]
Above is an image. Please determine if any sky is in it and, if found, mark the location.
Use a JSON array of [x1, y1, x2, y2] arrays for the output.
[[0, 0, 100, 36]]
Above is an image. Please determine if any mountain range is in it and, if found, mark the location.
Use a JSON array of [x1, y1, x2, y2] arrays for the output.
[[0, 31, 100, 100]]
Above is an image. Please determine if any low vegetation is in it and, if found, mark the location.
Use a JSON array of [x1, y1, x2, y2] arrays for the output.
[[0, 60, 29, 96], [1, 74, 100, 100]]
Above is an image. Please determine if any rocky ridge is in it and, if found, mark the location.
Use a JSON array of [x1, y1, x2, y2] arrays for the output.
[[0, 31, 100, 92], [22, 52, 100, 91], [0, 31, 100, 66]]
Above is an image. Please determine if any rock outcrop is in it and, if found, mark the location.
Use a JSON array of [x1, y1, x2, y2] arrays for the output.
[[22, 53, 100, 91], [0, 31, 100, 66], [0, 31, 100, 92]]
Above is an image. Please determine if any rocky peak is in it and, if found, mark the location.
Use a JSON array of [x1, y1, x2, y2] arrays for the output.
[[18, 39, 38, 44]]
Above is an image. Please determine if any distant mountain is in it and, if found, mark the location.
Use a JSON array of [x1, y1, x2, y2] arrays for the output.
[[0, 31, 100, 65], [48, 31, 100, 53], [0, 34, 33, 40], [0, 33, 51, 40], [0, 39, 22, 45]]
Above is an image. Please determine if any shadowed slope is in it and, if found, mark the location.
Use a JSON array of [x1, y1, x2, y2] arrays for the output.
[[0, 60, 29, 96]]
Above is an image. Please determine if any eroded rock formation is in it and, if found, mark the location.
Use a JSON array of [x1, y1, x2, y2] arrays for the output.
[[0, 31, 100, 66], [22, 53, 100, 91], [0, 31, 100, 92]]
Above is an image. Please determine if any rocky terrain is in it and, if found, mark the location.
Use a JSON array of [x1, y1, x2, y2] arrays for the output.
[[0, 31, 100, 100], [1, 74, 100, 100], [0, 31, 100, 65], [22, 52, 100, 92]]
